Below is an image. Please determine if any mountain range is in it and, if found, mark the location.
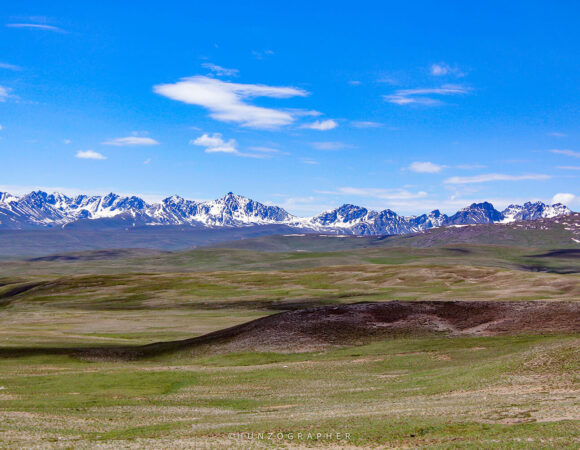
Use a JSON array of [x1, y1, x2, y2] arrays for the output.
[[0, 191, 572, 235]]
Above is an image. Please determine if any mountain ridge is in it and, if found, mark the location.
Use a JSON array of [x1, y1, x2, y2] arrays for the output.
[[0, 190, 572, 235]]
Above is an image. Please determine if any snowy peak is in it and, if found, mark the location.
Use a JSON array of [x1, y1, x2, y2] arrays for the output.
[[0, 190, 574, 234], [408, 210, 448, 229], [311, 204, 370, 227], [501, 201, 572, 223]]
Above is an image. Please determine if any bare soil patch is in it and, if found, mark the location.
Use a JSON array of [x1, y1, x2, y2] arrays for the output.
[[78, 300, 580, 359]]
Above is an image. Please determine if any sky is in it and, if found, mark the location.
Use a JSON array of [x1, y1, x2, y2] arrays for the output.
[[0, 1, 579, 216]]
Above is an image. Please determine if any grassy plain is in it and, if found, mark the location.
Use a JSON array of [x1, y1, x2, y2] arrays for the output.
[[0, 236, 578, 448]]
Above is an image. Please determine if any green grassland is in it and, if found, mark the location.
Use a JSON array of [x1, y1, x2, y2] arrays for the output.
[[0, 335, 578, 448], [0, 233, 578, 447]]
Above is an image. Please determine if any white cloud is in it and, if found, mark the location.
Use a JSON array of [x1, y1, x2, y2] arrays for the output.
[[0, 62, 20, 71], [201, 63, 239, 77], [144, 158, 152, 165], [548, 132, 567, 138], [351, 121, 383, 128], [0, 124, 3, 131], [444, 173, 551, 184], [76, 150, 106, 160], [552, 193, 575, 205], [348, 80, 361, 86], [408, 161, 445, 173], [310, 141, 352, 150], [558, 166, 580, 170], [318, 187, 427, 200], [191, 133, 281, 158], [63, 139, 71, 144], [385, 84, 469, 105], [6, 23, 65, 33], [102, 136, 159, 146], [301, 158, 319, 165], [550, 149, 580, 158], [301, 119, 338, 131], [154, 76, 309, 129], [192, 133, 237, 154]]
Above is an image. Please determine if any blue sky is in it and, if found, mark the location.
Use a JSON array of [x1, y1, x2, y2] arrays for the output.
[[0, 1, 578, 216]]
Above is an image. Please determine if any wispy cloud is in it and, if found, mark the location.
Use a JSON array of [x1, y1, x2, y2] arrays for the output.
[[558, 166, 580, 170], [252, 49, 274, 60], [351, 121, 383, 128], [0, 62, 20, 71], [455, 163, 486, 169], [301, 158, 319, 165], [408, 161, 445, 173], [6, 23, 66, 33], [266, 195, 332, 215], [385, 84, 469, 105], [318, 187, 427, 200], [548, 132, 567, 138], [201, 63, 239, 77], [430, 62, 464, 77], [550, 149, 580, 158], [249, 146, 286, 155], [154, 76, 309, 129], [301, 119, 338, 131], [76, 150, 106, 160], [310, 141, 352, 151], [102, 137, 159, 146], [0, 86, 12, 102], [444, 173, 551, 184]]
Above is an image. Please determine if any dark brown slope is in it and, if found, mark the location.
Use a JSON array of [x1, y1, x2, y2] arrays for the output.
[[78, 301, 580, 360]]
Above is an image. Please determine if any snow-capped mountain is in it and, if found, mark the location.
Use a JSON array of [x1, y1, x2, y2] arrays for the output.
[[501, 201, 571, 223], [147, 193, 293, 226], [0, 191, 573, 235]]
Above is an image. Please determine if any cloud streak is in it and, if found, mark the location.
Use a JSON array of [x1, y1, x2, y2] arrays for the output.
[[351, 121, 383, 128], [550, 149, 580, 158], [154, 76, 309, 129], [444, 173, 551, 184], [385, 84, 469, 105], [6, 23, 66, 33], [318, 187, 427, 200], [310, 141, 352, 151], [0, 62, 20, 71], [102, 137, 159, 146]]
